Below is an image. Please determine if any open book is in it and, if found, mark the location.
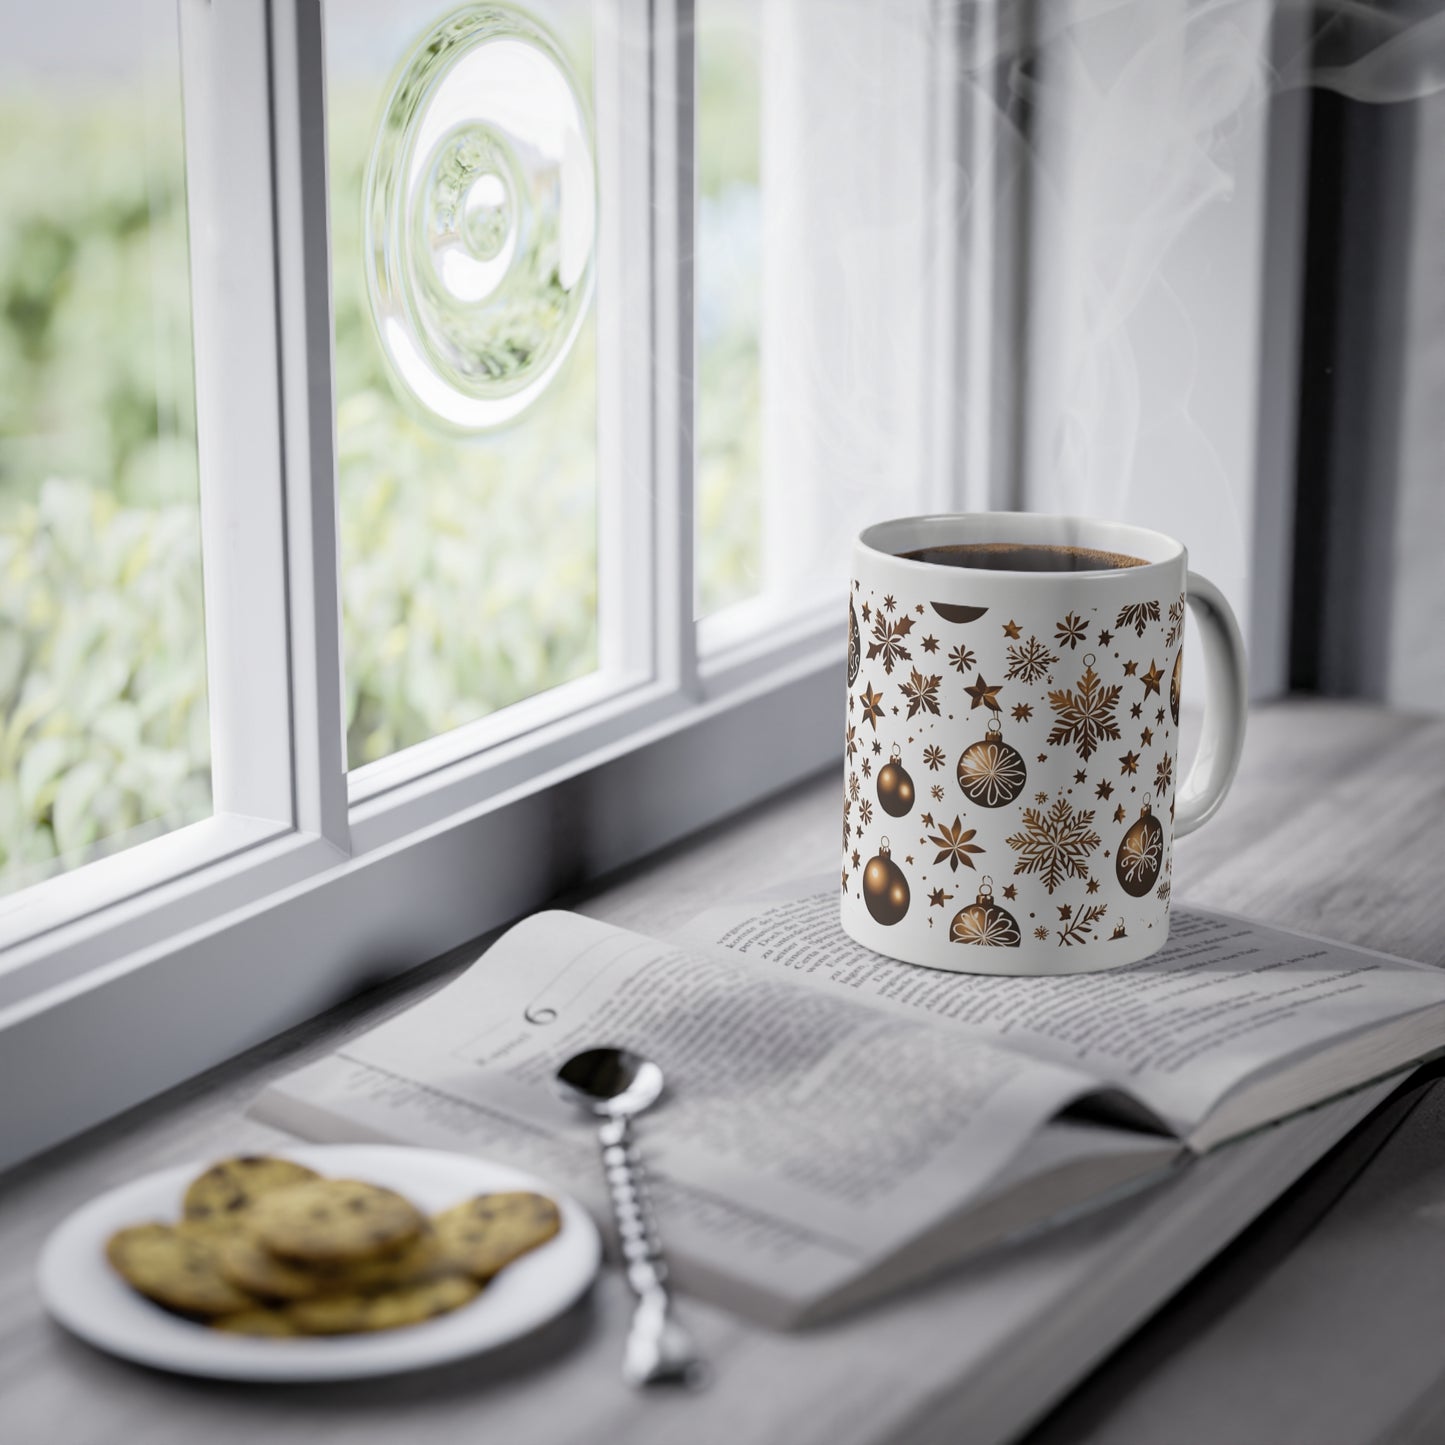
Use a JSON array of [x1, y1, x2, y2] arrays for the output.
[[253, 887, 1445, 1328]]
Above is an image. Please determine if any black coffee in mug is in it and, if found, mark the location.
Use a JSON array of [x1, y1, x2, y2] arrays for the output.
[[899, 542, 1148, 572]]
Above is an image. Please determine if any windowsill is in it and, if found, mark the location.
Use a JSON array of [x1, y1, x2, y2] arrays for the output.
[[0, 638, 844, 1172], [1, 698, 1442, 1443]]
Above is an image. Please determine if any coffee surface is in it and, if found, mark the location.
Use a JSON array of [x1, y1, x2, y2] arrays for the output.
[[899, 542, 1147, 572]]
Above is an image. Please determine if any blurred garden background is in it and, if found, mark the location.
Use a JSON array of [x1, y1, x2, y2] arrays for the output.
[[0, 0, 763, 893]]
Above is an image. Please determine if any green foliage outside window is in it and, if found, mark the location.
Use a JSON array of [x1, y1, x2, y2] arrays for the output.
[[0, 51, 762, 890]]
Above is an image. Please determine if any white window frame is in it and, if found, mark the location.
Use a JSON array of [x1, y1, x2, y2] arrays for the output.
[[0, 0, 1013, 1171]]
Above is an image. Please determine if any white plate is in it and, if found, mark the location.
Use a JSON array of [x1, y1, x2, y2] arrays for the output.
[[36, 1144, 601, 1381]]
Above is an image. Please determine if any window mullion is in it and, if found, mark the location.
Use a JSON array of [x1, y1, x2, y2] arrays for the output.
[[652, 0, 700, 695], [179, 0, 298, 829], [954, 0, 1032, 511], [268, 0, 351, 849], [595, 0, 660, 691]]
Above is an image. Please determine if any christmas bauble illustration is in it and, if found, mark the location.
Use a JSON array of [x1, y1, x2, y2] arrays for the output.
[[1116, 801, 1165, 897], [877, 745, 915, 818], [950, 878, 1021, 947], [863, 839, 910, 925], [1170, 648, 1182, 726], [847, 601, 861, 687], [956, 718, 1027, 808]]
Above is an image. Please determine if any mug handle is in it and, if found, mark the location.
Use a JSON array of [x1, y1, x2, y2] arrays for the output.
[[1174, 571, 1248, 838]]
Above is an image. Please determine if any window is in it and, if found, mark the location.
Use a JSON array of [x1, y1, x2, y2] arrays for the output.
[[0, 0, 1323, 1173], [8, 0, 946, 1169]]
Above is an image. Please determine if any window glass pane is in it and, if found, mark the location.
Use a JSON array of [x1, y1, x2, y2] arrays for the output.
[[0, 1, 209, 894], [695, 0, 938, 628], [696, 0, 762, 618], [326, 0, 599, 768]]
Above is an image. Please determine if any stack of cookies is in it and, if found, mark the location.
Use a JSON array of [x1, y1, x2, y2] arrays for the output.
[[104, 1155, 561, 1336]]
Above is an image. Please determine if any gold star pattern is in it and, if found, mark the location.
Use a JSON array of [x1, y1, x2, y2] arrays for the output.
[[1095, 779, 1113, 800], [1122, 659, 1138, 676], [1119, 750, 1140, 775], [1002, 883, 1017, 900], [851, 849, 860, 869], [1037, 753, 1048, 763], [1130, 702, 1142, 718], [928, 816, 986, 872], [928, 888, 953, 907], [1055, 611, 1088, 649], [964, 674, 1003, 711], [1113, 804, 1127, 823], [1086, 878, 1100, 894], [1034, 925, 1049, 941], [861, 601, 871, 623], [1140, 727, 1154, 746], [1140, 660, 1164, 697], [920, 811, 935, 828], [883, 594, 896, 612], [1073, 769, 1087, 784], [842, 868, 850, 891], [1058, 904, 1073, 920], [1098, 629, 1113, 646], [872, 738, 882, 755], [921, 634, 940, 653], [1012, 702, 1033, 722], [1003, 619, 1022, 639], [859, 682, 885, 729], [1156, 706, 1166, 725]]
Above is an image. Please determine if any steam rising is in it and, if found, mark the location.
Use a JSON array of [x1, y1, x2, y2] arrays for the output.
[[714, 0, 1440, 610]]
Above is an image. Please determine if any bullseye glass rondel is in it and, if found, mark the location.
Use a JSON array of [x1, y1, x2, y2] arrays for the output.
[[365, 7, 596, 430]]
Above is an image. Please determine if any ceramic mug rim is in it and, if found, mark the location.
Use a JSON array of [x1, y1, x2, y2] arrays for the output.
[[857, 512, 1186, 578]]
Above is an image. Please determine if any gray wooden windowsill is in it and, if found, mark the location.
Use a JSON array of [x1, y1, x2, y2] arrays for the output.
[[1, 698, 1443, 1445]]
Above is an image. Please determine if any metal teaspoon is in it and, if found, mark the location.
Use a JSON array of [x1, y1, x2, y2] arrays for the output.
[[555, 1046, 706, 1388]]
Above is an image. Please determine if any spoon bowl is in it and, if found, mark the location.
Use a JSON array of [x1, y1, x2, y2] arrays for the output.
[[555, 1046, 664, 1119]]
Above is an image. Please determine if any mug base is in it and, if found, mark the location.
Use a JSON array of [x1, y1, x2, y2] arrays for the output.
[[840, 905, 1172, 977]]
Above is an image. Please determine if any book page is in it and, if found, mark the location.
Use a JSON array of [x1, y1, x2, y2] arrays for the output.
[[680, 884, 1445, 1136], [253, 910, 1104, 1319]]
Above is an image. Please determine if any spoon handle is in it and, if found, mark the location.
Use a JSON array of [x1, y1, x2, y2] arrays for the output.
[[597, 1115, 704, 1388]]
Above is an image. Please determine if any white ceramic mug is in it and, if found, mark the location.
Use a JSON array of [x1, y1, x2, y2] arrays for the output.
[[840, 513, 1246, 975]]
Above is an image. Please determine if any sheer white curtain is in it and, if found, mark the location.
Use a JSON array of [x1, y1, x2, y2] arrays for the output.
[[755, 0, 948, 613], [1020, 0, 1277, 697]]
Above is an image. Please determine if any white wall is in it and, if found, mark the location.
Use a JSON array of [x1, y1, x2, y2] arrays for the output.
[[1383, 87, 1445, 713]]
